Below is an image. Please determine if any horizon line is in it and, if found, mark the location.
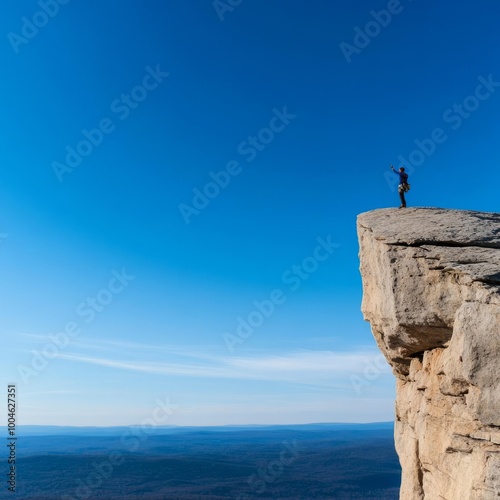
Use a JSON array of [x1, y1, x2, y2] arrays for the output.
[[1, 420, 394, 429]]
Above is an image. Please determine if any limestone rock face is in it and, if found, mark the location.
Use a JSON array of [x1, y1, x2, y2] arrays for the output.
[[357, 208, 500, 500]]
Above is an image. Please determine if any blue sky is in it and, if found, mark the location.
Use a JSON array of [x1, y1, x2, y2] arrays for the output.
[[1, 0, 499, 426]]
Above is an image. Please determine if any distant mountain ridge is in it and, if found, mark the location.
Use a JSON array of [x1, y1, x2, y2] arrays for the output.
[[1, 421, 394, 436]]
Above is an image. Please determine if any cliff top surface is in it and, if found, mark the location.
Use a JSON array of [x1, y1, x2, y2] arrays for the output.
[[357, 207, 500, 248]]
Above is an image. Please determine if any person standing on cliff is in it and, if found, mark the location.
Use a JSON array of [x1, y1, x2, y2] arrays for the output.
[[390, 165, 410, 208]]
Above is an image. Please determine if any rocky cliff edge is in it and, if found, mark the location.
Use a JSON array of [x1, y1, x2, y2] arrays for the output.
[[357, 207, 500, 499]]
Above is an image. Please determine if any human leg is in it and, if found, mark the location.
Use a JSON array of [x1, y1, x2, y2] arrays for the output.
[[398, 186, 406, 208]]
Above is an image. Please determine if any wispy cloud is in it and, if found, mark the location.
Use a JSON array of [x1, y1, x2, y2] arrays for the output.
[[14, 333, 220, 360], [11, 333, 390, 389], [227, 351, 369, 372], [53, 345, 388, 389], [55, 352, 232, 378], [22, 390, 77, 395]]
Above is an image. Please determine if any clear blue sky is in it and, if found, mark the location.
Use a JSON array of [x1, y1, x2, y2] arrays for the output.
[[1, 0, 499, 426]]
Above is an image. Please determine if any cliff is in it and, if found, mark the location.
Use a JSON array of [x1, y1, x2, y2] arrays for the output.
[[357, 207, 500, 500]]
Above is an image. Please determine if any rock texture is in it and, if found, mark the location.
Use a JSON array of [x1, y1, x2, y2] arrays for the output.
[[357, 207, 500, 500]]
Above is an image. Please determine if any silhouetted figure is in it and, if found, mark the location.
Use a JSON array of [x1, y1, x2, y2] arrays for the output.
[[391, 165, 409, 208]]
